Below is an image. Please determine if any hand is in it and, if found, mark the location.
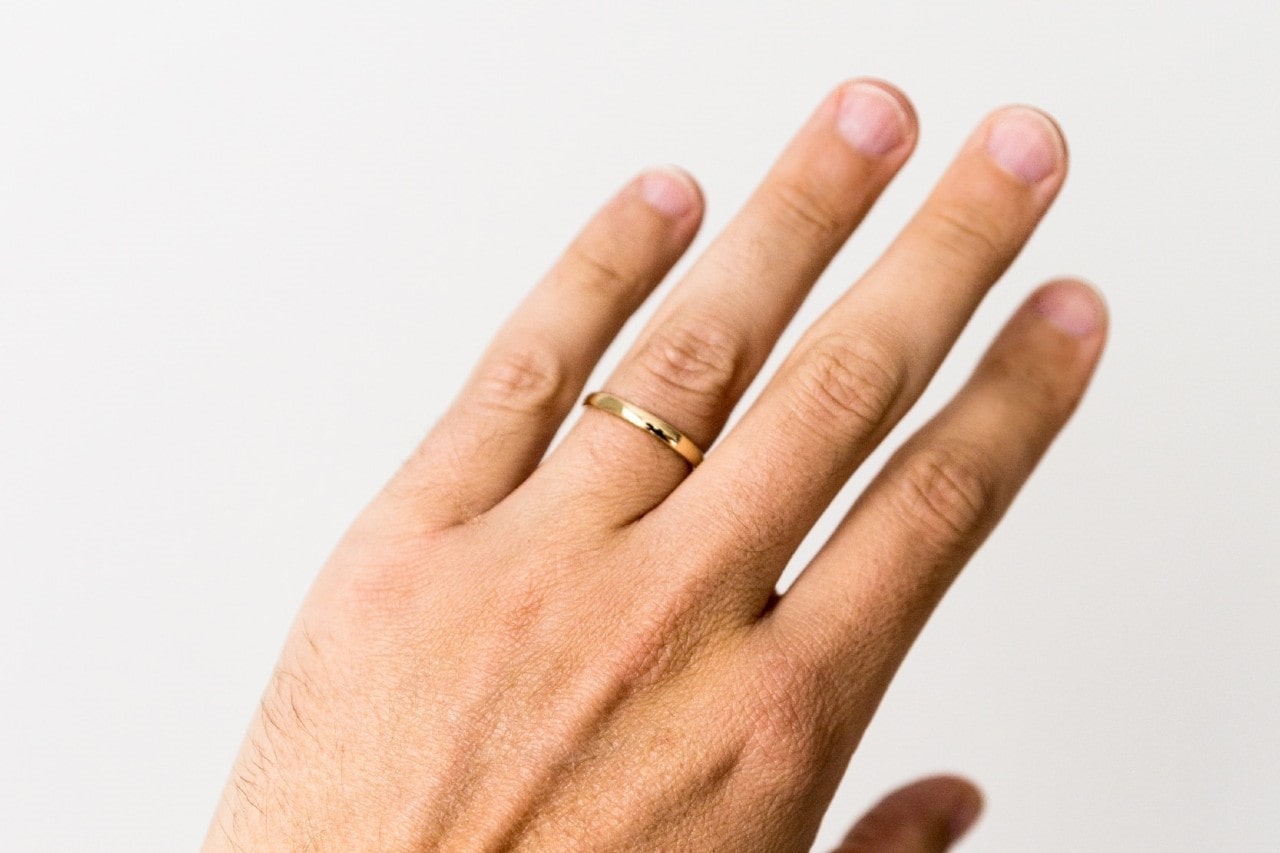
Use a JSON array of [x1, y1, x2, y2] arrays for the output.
[[205, 79, 1106, 851]]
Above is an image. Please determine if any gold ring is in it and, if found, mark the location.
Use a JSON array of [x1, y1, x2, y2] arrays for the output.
[[582, 391, 704, 468]]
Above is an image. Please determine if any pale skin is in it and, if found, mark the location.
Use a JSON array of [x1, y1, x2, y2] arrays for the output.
[[206, 79, 1108, 851]]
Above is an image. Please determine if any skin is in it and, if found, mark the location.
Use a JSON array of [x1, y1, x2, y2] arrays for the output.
[[205, 79, 1107, 851]]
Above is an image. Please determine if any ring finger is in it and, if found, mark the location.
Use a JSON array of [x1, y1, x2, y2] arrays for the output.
[[530, 79, 918, 522]]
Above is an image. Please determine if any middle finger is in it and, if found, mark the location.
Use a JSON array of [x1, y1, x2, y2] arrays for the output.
[[530, 80, 918, 521]]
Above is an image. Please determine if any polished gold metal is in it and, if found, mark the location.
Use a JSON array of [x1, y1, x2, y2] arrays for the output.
[[583, 391, 704, 468]]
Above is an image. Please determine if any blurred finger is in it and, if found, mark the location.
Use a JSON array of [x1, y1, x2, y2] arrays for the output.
[[833, 775, 983, 852]]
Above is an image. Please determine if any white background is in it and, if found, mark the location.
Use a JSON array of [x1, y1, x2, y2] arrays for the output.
[[2, 2, 1277, 850]]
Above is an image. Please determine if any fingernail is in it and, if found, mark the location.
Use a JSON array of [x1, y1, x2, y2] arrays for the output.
[[948, 787, 984, 841], [985, 107, 1063, 184], [1033, 282, 1103, 338], [641, 167, 697, 219], [836, 82, 910, 156]]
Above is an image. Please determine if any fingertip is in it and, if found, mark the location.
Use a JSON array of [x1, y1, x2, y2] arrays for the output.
[[1029, 277, 1108, 341], [983, 105, 1068, 186], [897, 774, 984, 841], [838, 774, 984, 851], [639, 164, 704, 222], [940, 775, 984, 841], [848, 78, 919, 136], [834, 77, 919, 158]]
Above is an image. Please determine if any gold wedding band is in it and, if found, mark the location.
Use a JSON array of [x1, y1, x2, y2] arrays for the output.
[[583, 391, 704, 468]]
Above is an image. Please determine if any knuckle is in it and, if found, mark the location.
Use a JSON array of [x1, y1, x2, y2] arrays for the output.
[[892, 443, 994, 546], [919, 199, 1008, 270], [601, 585, 707, 689], [630, 315, 742, 417], [768, 178, 846, 239], [790, 331, 904, 441], [340, 530, 447, 623], [982, 347, 1078, 418], [741, 642, 837, 781], [564, 240, 647, 298], [472, 339, 568, 418]]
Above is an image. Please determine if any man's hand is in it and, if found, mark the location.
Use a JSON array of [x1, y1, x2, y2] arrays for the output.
[[205, 79, 1105, 851]]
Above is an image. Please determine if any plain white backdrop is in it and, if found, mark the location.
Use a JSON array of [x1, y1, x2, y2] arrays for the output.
[[2, 1, 1278, 850]]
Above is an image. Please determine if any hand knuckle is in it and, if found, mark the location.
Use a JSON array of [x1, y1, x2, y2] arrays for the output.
[[769, 179, 846, 238], [983, 347, 1078, 417], [893, 443, 994, 545], [631, 316, 742, 416], [791, 331, 904, 439], [330, 512, 458, 624], [739, 639, 837, 779], [920, 199, 1008, 269], [474, 339, 568, 418], [565, 241, 646, 298]]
